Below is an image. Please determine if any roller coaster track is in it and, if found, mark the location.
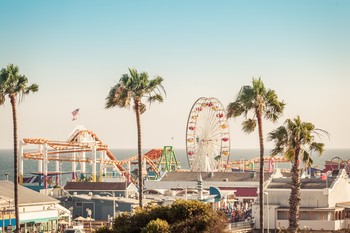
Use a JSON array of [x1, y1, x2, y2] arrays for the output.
[[22, 129, 162, 182]]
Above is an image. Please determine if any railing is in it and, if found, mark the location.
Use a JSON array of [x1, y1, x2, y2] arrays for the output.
[[227, 221, 254, 230]]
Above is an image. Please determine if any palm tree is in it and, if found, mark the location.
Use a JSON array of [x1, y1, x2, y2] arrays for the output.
[[0, 64, 39, 232], [226, 78, 284, 232], [105, 68, 165, 208], [268, 116, 327, 232]]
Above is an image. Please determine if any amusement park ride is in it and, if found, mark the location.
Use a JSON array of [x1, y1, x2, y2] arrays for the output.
[[19, 125, 179, 189], [19, 97, 290, 190], [186, 97, 230, 172]]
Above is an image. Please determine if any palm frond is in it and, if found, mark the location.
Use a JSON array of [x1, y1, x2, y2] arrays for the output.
[[270, 146, 284, 156], [284, 148, 295, 162], [309, 142, 325, 155], [226, 101, 245, 118], [242, 118, 256, 133], [139, 103, 146, 114], [301, 150, 310, 164], [0, 64, 38, 104], [147, 94, 164, 104], [106, 68, 165, 115], [314, 128, 330, 141], [0, 94, 5, 105]]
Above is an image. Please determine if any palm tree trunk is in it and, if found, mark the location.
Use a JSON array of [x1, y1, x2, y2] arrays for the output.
[[289, 148, 301, 233], [10, 95, 20, 233], [135, 99, 143, 208], [257, 110, 264, 233]]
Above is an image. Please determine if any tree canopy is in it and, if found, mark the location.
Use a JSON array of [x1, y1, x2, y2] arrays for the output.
[[96, 200, 227, 233]]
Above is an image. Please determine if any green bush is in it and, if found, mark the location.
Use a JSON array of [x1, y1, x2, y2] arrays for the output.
[[141, 218, 170, 233], [112, 200, 226, 233], [95, 226, 113, 233]]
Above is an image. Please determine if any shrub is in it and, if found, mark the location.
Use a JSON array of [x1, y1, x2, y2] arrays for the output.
[[141, 218, 170, 233]]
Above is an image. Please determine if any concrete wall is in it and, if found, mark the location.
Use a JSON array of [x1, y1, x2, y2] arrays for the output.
[[275, 219, 349, 231], [266, 189, 329, 208]]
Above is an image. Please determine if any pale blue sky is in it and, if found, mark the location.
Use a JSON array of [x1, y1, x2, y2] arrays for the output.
[[1, 1, 349, 150]]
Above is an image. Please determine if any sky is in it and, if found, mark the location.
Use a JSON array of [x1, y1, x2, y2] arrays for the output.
[[0, 0, 349, 151]]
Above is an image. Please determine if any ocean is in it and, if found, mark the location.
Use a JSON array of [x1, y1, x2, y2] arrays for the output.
[[1, 148, 350, 182]]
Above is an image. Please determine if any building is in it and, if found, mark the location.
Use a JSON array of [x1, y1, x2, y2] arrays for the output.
[[0, 181, 65, 233], [64, 181, 138, 198], [62, 181, 139, 221], [145, 171, 278, 203], [252, 169, 350, 231]]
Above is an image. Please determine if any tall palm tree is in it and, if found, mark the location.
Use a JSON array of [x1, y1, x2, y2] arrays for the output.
[[105, 68, 165, 208], [0, 64, 39, 232], [268, 116, 327, 232], [226, 78, 284, 232]]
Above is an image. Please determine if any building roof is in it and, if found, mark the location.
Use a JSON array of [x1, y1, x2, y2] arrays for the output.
[[0, 181, 59, 207], [268, 177, 336, 189], [160, 171, 273, 182], [64, 181, 129, 191], [219, 187, 257, 197]]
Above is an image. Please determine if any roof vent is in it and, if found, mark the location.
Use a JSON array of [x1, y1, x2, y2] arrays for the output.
[[209, 172, 214, 178], [88, 192, 93, 196], [223, 178, 228, 182]]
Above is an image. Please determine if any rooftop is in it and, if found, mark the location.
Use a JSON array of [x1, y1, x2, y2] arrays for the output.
[[160, 171, 273, 182], [268, 177, 336, 189], [64, 181, 130, 191], [0, 181, 59, 206]]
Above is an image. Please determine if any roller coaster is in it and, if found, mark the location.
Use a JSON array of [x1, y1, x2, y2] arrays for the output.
[[19, 126, 179, 188]]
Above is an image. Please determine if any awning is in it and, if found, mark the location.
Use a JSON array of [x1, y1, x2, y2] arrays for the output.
[[202, 194, 218, 203], [209, 186, 236, 202], [336, 202, 350, 208], [21, 217, 57, 224], [0, 219, 16, 227]]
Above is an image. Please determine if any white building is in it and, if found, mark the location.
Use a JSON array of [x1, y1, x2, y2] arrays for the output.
[[252, 169, 350, 231]]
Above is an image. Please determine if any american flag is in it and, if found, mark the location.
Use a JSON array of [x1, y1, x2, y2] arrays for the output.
[[71, 108, 80, 121]]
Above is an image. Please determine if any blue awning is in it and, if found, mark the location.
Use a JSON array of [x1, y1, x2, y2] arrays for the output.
[[0, 218, 16, 227]]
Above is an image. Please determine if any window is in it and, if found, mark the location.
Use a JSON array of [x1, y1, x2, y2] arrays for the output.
[[300, 211, 311, 220], [277, 211, 288, 220], [75, 202, 82, 207]]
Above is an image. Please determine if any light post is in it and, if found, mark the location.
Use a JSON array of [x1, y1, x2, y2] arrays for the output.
[[178, 187, 187, 200], [182, 187, 187, 200], [86, 208, 92, 232], [2, 208, 5, 233], [264, 192, 269, 233], [68, 206, 73, 227]]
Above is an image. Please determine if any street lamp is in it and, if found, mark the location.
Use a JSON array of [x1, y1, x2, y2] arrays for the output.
[[181, 187, 187, 200], [86, 208, 92, 232], [177, 187, 187, 200], [264, 192, 269, 233]]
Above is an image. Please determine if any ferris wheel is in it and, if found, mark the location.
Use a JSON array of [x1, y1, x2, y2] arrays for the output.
[[186, 97, 230, 172]]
